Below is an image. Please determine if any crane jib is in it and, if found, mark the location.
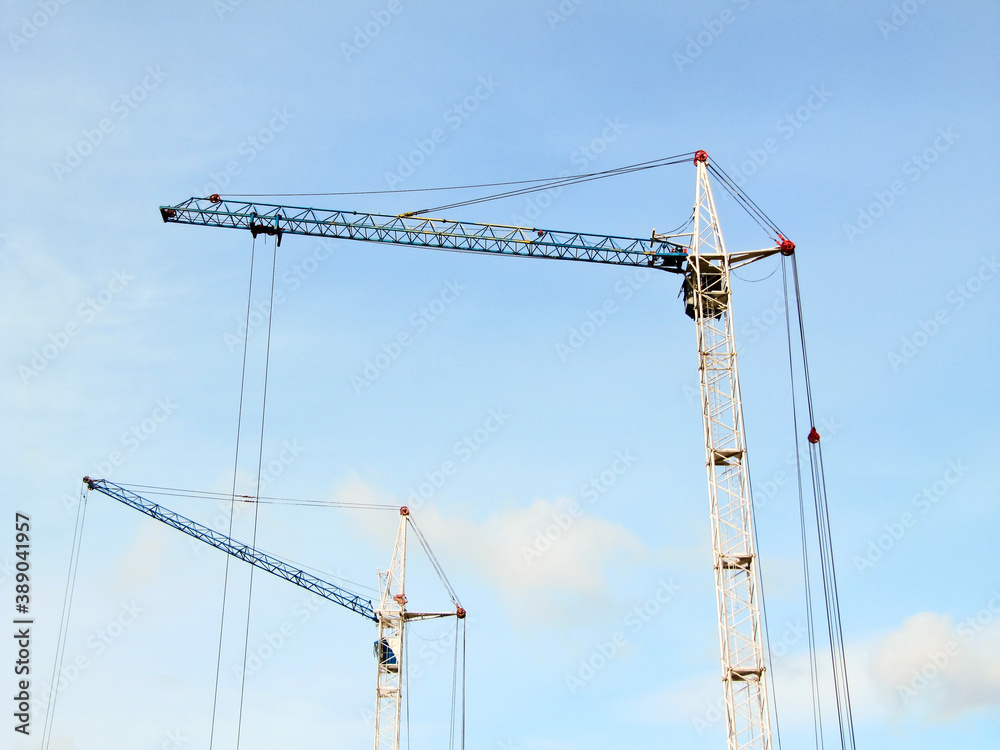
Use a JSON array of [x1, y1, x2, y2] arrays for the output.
[[159, 197, 689, 272], [82, 477, 378, 622]]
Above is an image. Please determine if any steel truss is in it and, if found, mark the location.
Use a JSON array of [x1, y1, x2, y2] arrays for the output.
[[689, 155, 773, 750]]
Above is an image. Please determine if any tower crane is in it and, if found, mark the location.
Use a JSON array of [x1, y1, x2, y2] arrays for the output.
[[159, 151, 847, 750], [81, 477, 465, 750]]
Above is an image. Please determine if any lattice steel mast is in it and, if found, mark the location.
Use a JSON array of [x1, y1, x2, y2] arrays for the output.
[[683, 152, 773, 749]]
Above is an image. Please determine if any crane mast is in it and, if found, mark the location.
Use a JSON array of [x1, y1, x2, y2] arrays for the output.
[[688, 152, 772, 749], [159, 154, 786, 750], [374, 509, 407, 750]]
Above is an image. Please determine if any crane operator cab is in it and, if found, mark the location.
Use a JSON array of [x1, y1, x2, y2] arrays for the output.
[[374, 638, 399, 672]]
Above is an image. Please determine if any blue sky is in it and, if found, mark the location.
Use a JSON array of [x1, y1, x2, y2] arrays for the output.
[[2, 1, 999, 748]]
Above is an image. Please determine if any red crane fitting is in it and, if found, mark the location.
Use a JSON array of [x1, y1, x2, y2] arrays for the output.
[[208, 194, 222, 203], [693, 150, 709, 164], [455, 606, 467, 619], [399, 506, 409, 516], [778, 236, 795, 256], [807, 427, 821, 444]]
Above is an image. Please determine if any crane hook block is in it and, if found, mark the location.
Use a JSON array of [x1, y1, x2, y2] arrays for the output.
[[694, 150, 709, 164], [807, 427, 821, 444]]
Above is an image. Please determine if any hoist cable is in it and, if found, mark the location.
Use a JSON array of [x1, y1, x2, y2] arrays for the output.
[[449, 618, 459, 750], [209, 232, 259, 750], [40, 487, 88, 750], [235, 238, 280, 750], [459, 618, 467, 750], [783, 257, 825, 750], [788, 253, 856, 750]]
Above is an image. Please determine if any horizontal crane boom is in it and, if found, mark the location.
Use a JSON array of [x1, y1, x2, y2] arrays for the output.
[[159, 197, 689, 272], [82, 477, 377, 621]]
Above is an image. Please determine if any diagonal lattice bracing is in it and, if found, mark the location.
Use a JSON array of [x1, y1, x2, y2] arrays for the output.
[[689, 155, 772, 750]]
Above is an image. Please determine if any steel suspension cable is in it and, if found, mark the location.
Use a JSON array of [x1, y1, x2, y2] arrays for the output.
[[407, 517, 462, 607], [209, 233, 259, 750], [113, 481, 399, 511], [220, 154, 695, 203], [459, 618, 467, 750], [40, 487, 89, 750], [235, 237, 280, 750], [448, 617, 459, 750], [409, 155, 695, 217], [706, 162, 788, 241], [788, 253, 856, 750], [782, 257, 825, 750]]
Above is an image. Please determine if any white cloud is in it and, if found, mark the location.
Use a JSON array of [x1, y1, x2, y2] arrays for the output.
[[623, 600, 1000, 734], [867, 607, 1000, 720], [328, 475, 653, 626]]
